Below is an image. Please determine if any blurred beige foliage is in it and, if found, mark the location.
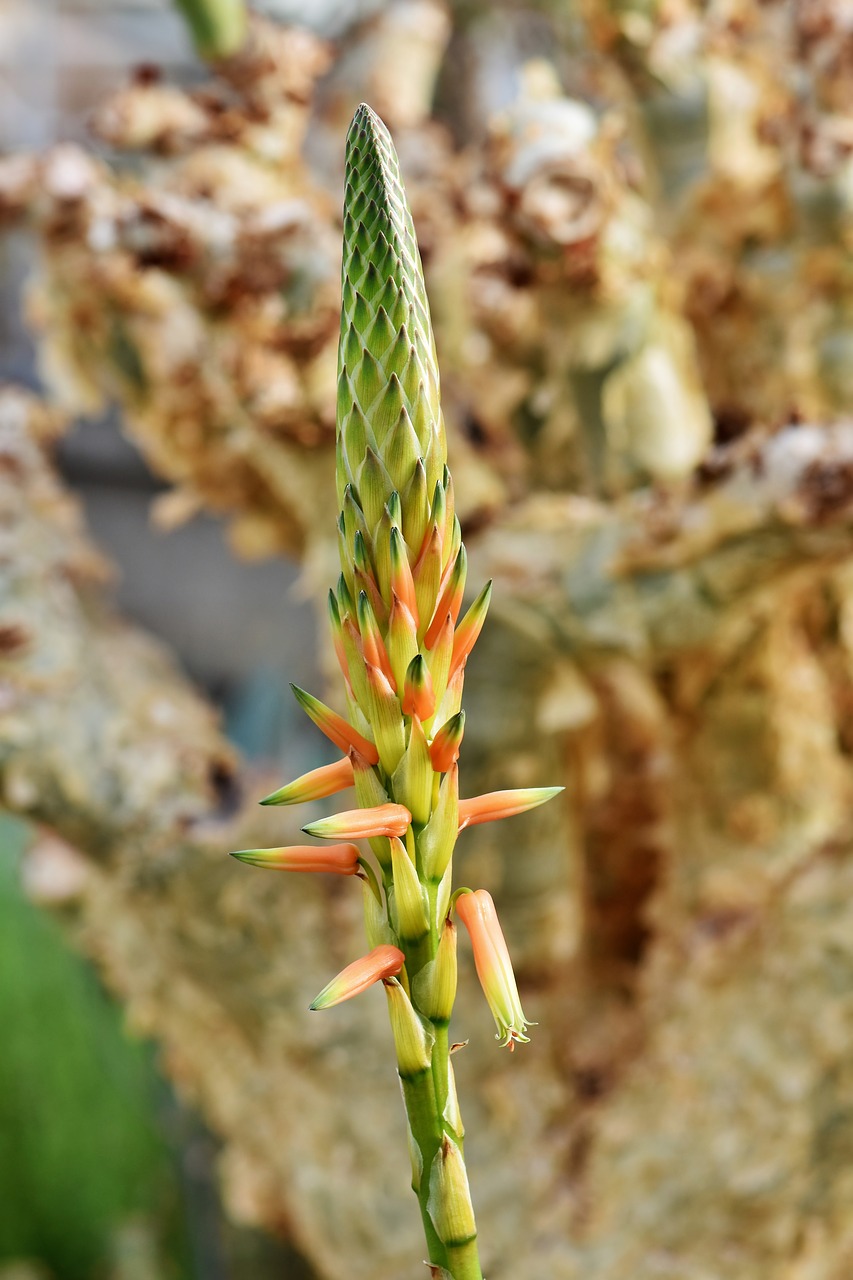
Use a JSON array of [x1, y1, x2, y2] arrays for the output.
[[4, 1, 853, 1277]]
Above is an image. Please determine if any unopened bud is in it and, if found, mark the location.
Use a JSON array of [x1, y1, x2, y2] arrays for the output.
[[385, 978, 433, 1077]]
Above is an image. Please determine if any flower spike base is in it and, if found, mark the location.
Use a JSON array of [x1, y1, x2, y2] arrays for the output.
[[230, 104, 561, 1278]]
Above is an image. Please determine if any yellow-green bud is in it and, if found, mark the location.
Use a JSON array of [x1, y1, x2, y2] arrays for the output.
[[390, 836, 429, 942], [385, 978, 433, 1078], [412, 919, 457, 1023]]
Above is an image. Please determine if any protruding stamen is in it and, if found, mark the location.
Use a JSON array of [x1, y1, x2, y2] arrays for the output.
[[455, 889, 532, 1049], [429, 711, 465, 773], [449, 581, 492, 680]]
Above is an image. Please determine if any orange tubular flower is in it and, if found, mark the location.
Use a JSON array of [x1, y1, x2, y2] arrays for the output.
[[302, 801, 412, 841], [229, 843, 361, 874], [310, 944, 406, 1010], [457, 786, 563, 830], [259, 756, 355, 806], [455, 890, 532, 1049], [290, 684, 379, 765]]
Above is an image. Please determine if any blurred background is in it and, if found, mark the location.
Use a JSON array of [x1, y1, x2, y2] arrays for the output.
[[3, 1, 853, 1278]]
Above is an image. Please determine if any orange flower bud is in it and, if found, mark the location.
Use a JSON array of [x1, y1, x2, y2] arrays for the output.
[[291, 684, 379, 765], [457, 787, 563, 830], [230, 843, 360, 874], [303, 801, 411, 841], [310, 944, 405, 1010], [259, 756, 355, 807]]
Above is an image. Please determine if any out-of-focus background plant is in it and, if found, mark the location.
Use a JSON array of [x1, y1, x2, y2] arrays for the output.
[[3, 0, 853, 1277]]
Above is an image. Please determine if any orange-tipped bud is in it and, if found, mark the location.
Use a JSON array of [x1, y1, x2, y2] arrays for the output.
[[455, 889, 532, 1049], [259, 756, 355, 807], [230, 843, 360, 874], [449, 581, 492, 680], [425, 547, 467, 650], [387, 592, 419, 691], [303, 801, 411, 841], [425, 611, 454, 713], [413, 524, 442, 639], [402, 654, 436, 721], [390, 525, 418, 622], [429, 711, 465, 773], [291, 684, 379, 765], [457, 786, 563, 831], [310, 943, 405, 1010], [358, 591, 395, 688]]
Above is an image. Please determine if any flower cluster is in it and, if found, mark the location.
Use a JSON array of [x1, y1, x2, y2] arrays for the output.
[[230, 104, 561, 1278]]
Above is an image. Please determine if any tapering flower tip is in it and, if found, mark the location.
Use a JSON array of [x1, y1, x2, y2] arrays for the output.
[[429, 710, 466, 773], [449, 580, 492, 679], [427, 1135, 478, 1248], [389, 525, 419, 620], [390, 836, 430, 941], [458, 786, 563, 831], [425, 546, 467, 650], [455, 889, 532, 1049], [384, 978, 433, 1077], [339, 106, 442, 482], [259, 756, 355, 807], [290, 684, 379, 765], [357, 591, 395, 687], [303, 801, 412, 841], [310, 943, 405, 1011], [401, 653, 436, 721], [413, 918, 457, 1023], [230, 844, 360, 875]]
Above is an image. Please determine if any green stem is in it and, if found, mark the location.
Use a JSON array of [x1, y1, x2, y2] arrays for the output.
[[396, 875, 483, 1280], [173, 0, 247, 59]]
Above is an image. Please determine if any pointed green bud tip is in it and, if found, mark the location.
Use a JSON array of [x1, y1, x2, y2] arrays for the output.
[[337, 104, 444, 515]]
